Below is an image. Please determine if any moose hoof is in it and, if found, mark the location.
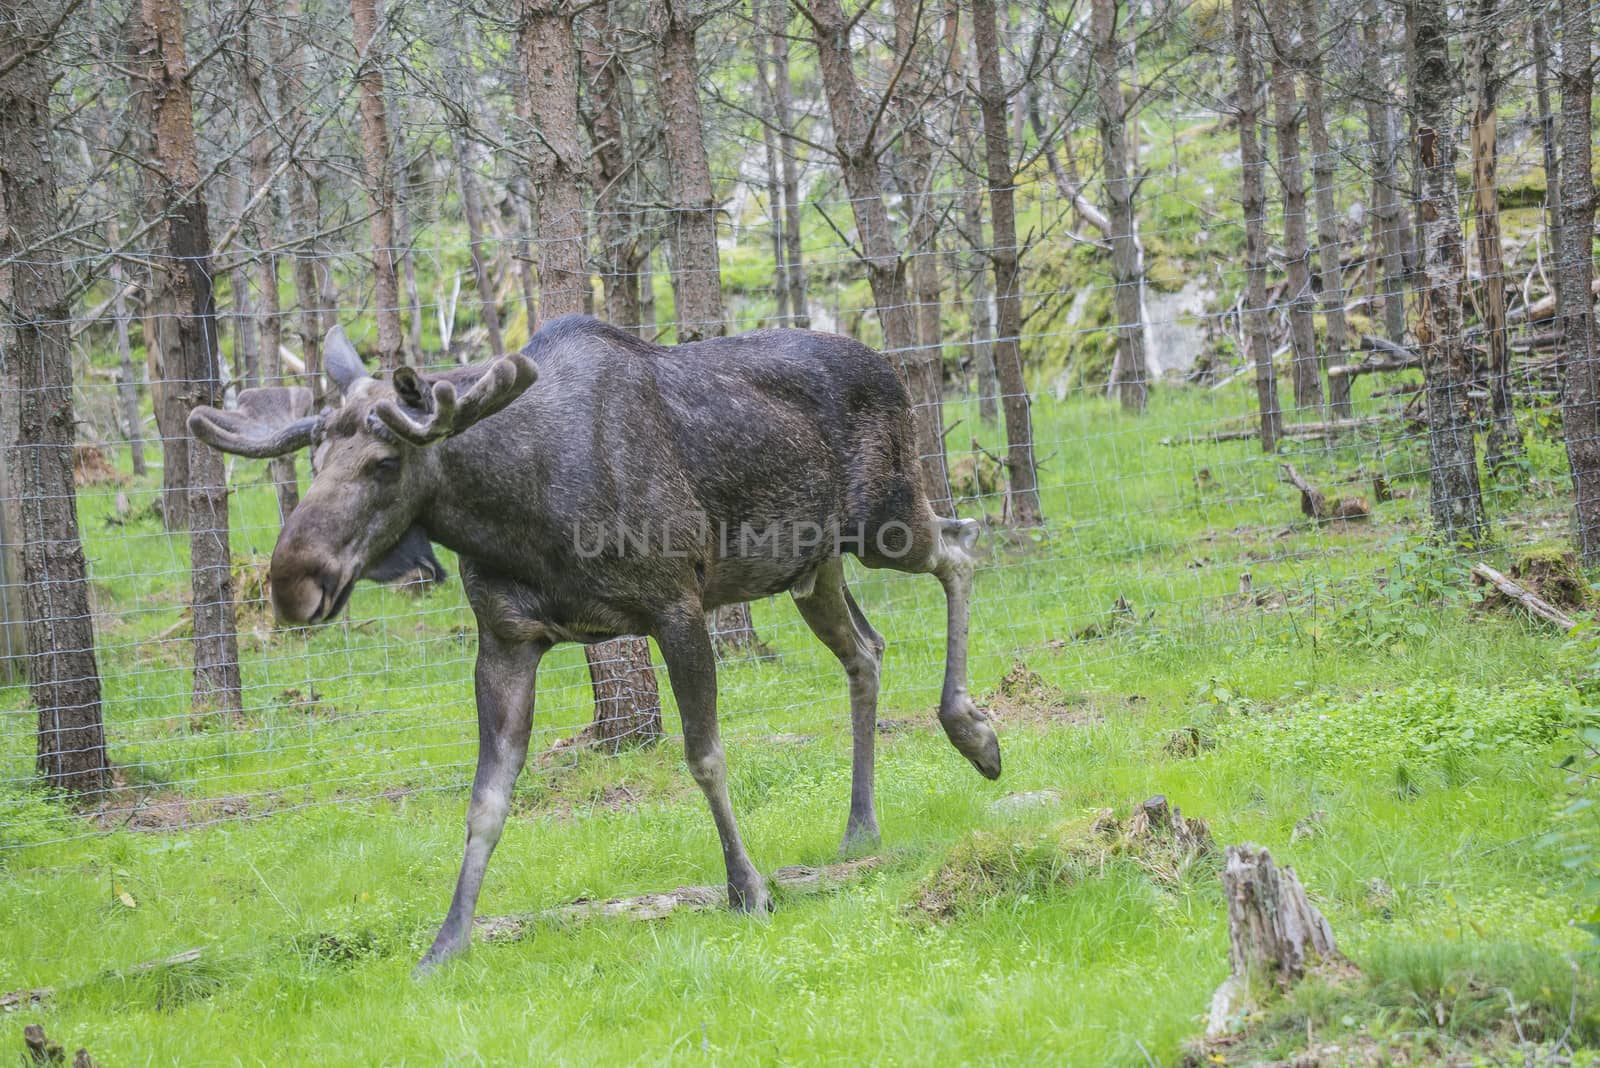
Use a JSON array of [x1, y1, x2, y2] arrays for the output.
[[839, 820, 882, 857], [413, 925, 471, 977], [729, 874, 773, 915], [940, 696, 1003, 781], [413, 946, 462, 979]]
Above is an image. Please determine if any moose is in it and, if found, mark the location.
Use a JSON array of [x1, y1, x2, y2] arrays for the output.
[[189, 315, 1001, 972]]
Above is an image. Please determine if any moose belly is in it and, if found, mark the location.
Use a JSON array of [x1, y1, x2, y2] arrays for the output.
[[697, 509, 868, 606], [461, 558, 652, 645]]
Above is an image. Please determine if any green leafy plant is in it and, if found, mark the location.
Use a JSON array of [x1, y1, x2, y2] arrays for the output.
[[1311, 539, 1483, 653], [1548, 718, 1600, 946], [1218, 679, 1578, 773]]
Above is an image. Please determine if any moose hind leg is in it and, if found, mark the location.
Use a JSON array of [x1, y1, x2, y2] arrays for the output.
[[792, 557, 884, 853], [654, 606, 771, 913], [931, 517, 1001, 780], [417, 633, 546, 975]]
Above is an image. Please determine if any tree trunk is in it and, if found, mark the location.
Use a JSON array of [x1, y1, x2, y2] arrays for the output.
[[752, 0, 790, 325], [350, 0, 405, 370], [128, 33, 189, 531], [136, 0, 244, 715], [1413, 0, 1489, 545], [806, 0, 951, 514], [144, 307, 189, 526], [1234, 0, 1282, 451], [1268, 0, 1323, 415], [448, 40, 506, 359], [279, 0, 326, 405], [587, 641, 666, 751], [498, 65, 545, 334], [1558, 0, 1600, 560], [443, 20, 505, 357], [387, 84, 424, 365], [1029, 82, 1083, 230], [1470, 0, 1523, 474], [652, 0, 723, 347], [109, 225, 147, 477], [769, 0, 808, 327], [0, 0, 110, 794], [640, 235, 658, 334], [0, 430, 26, 688], [650, 0, 764, 651], [583, 0, 644, 330], [291, 220, 326, 400], [253, 0, 300, 520], [510, 173, 543, 331], [1092, 0, 1149, 413], [1298, 0, 1350, 418], [1533, 1, 1563, 327], [228, 167, 261, 389], [521, 0, 662, 742], [521, 4, 591, 319], [892, 0, 946, 372], [947, 0, 997, 423], [972, 0, 1042, 524], [1362, 0, 1410, 347]]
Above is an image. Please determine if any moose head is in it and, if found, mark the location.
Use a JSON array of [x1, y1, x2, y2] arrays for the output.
[[188, 326, 537, 625]]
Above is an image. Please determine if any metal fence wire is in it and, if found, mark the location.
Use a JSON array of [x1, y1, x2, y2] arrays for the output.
[[0, 17, 1587, 854]]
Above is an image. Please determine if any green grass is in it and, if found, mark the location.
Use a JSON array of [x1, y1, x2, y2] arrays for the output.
[[3, 377, 1598, 1065]]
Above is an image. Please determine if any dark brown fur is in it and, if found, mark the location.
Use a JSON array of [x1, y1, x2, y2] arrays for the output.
[[190, 315, 1000, 973]]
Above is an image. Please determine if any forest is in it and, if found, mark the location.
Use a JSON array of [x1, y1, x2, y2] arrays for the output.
[[3, 0, 1600, 1061]]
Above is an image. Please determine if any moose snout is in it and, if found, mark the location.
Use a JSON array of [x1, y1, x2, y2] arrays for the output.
[[269, 542, 353, 626]]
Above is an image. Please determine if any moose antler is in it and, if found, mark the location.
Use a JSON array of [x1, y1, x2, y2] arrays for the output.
[[189, 386, 319, 458], [375, 354, 538, 446]]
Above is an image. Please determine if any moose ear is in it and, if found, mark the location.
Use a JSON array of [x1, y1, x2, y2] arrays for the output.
[[324, 324, 372, 396], [392, 366, 432, 412], [189, 386, 318, 458]]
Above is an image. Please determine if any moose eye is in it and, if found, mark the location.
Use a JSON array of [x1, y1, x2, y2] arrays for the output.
[[369, 455, 401, 478]]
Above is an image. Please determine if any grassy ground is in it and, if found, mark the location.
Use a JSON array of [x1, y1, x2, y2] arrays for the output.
[[3, 376, 1598, 1065]]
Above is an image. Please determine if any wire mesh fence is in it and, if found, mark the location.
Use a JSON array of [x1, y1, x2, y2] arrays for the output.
[[0, 27, 1586, 860]]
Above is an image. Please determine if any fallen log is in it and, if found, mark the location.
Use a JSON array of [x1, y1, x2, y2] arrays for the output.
[[1509, 331, 1561, 353], [1, 947, 203, 1015], [1507, 276, 1600, 325], [1326, 335, 1422, 379], [1177, 415, 1388, 444], [1358, 334, 1418, 361], [125, 947, 203, 973], [1470, 562, 1578, 632], [475, 856, 885, 942], [0, 987, 52, 1012], [1206, 845, 1344, 1038]]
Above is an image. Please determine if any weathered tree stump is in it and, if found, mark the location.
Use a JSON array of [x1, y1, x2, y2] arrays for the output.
[[1206, 844, 1342, 1037], [1280, 464, 1371, 522], [1124, 794, 1214, 854], [21, 1025, 98, 1068]]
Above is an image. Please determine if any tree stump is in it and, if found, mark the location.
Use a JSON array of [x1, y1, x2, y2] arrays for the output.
[[1280, 463, 1371, 522], [1206, 844, 1342, 1037]]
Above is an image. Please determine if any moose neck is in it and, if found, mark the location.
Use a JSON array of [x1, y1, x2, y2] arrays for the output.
[[413, 420, 563, 580]]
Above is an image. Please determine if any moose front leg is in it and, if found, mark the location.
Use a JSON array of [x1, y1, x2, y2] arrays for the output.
[[417, 632, 547, 974], [653, 606, 771, 914]]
